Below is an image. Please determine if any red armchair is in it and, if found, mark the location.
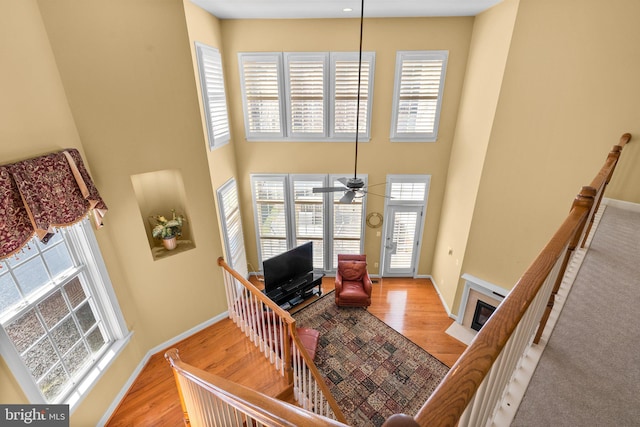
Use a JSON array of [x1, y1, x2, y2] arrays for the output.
[[335, 254, 372, 307]]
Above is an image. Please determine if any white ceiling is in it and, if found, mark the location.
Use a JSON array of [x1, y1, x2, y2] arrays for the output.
[[190, 0, 504, 20]]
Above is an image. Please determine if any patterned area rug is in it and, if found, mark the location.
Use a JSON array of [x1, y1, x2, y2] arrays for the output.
[[293, 292, 449, 426]]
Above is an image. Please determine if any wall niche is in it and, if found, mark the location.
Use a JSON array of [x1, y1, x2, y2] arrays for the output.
[[131, 169, 195, 260]]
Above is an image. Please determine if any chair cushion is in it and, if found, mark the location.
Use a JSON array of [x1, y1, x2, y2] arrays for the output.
[[296, 327, 320, 360], [338, 260, 367, 281]]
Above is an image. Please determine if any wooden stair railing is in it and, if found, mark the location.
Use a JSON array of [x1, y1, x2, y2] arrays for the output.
[[165, 348, 348, 427], [412, 133, 632, 426], [217, 257, 347, 423]]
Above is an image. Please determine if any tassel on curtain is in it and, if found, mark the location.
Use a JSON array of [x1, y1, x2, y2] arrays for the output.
[[0, 148, 108, 260]]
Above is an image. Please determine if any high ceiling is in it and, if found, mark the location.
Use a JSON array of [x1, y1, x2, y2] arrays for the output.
[[190, 0, 504, 19]]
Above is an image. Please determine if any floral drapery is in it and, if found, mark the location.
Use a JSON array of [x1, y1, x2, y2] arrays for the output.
[[0, 149, 107, 259]]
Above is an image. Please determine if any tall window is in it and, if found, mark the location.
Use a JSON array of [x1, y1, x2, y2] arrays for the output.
[[251, 174, 367, 272], [0, 220, 129, 409], [239, 52, 375, 141], [390, 50, 448, 142], [251, 175, 288, 261], [217, 179, 248, 279], [331, 175, 366, 268], [291, 176, 326, 269], [196, 42, 231, 150]]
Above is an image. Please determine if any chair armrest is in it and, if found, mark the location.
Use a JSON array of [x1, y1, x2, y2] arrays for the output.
[[335, 272, 343, 293], [362, 271, 373, 294]]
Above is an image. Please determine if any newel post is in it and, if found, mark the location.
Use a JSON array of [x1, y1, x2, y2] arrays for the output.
[[534, 186, 595, 344], [165, 349, 191, 426]]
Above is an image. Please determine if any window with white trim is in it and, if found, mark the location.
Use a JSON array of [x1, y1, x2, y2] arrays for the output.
[[196, 42, 231, 150], [0, 219, 129, 410], [251, 174, 367, 272], [390, 51, 448, 142], [330, 175, 366, 268], [239, 52, 375, 141], [217, 178, 248, 279]]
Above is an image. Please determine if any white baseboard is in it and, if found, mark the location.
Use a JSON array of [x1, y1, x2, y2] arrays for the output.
[[98, 311, 229, 426], [427, 275, 456, 321]]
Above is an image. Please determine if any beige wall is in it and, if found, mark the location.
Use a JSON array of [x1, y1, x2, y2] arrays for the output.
[[182, 0, 243, 250], [0, 0, 82, 405], [431, 0, 520, 310], [456, 0, 640, 312], [0, 0, 228, 424], [220, 17, 474, 275]]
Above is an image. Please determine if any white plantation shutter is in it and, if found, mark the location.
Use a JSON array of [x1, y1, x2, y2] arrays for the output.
[[389, 211, 419, 269], [217, 179, 248, 279], [292, 177, 325, 270], [391, 51, 448, 142], [331, 176, 365, 268], [251, 174, 366, 271], [331, 52, 375, 138], [238, 52, 375, 141], [285, 53, 328, 137], [239, 53, 285, 139], [389, 182, 428, 202], [195, 43, 230, 149], [251, 175, 289, 262]]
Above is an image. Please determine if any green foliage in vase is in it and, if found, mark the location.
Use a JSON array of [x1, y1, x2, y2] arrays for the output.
[[152, 209, 186, 239]]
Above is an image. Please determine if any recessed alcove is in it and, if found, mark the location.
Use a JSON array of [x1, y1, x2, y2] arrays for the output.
[[131, 169, 195, 260]]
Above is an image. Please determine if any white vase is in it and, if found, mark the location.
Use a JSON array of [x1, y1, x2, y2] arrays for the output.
[[163, 236, 177, 251]]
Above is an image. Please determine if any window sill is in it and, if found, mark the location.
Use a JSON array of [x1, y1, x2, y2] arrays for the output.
[[66, 331, 134, 413]]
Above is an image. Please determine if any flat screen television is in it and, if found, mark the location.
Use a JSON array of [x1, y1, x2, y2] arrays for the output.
[[263, 242, 313, 294]]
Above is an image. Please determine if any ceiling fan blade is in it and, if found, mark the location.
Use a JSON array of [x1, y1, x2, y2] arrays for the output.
[[312, 186, 348, 193], [337, 177, 349, 186], [340, 191, 356, 204]]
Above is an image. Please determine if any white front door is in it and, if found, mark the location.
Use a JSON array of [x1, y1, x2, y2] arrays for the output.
[[382, 205, 423, 276]]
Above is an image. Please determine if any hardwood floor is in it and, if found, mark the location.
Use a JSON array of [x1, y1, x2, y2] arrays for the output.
[[106, 277, 466, 426]]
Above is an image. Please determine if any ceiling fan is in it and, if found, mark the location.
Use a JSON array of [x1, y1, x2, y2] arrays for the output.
[[312, 0, 371, 204]]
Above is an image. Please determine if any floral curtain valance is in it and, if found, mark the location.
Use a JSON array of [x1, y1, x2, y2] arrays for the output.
[[0, 149, 107, 260]]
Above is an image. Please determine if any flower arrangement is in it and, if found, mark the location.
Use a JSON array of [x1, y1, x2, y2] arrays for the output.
[[152, 209, 186, 239]]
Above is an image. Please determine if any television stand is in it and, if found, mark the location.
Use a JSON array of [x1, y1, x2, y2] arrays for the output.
[[265, 273, 324, 309]]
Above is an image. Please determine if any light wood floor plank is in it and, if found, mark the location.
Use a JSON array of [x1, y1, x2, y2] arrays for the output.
[[106, 277, 466, 426]]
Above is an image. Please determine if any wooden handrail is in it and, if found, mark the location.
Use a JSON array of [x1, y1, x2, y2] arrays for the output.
[[415, 203, 591, 426], [415, 133, 632, 426], [165, 348, 347, 427], [580, 133, 632, 248], [217, 256, 346, 422], [289, 325, 348, 423], [217, 257, 294, 324]]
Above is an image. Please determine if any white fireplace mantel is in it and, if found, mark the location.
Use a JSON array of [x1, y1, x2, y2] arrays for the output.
[[457, 274, 510, 325]]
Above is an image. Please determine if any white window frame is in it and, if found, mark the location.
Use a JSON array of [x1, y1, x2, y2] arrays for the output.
[[251, 174, 367, 273], [217, 178, 248, 279], [239, 52, 375, 142], [379, 174, 431, 276], [284, 52, 329, 139], [330, 52, 375, 141], [238, 53, 286, 140], [250, 174, 290, 268], [195, 42, 231, 150], [290, 174, 328, 270], [390, 50, 448, 142], [0, 219, 130, 412], [328, 173, 368, 270]]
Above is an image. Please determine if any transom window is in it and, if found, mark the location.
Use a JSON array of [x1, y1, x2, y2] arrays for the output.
[[390, 50, 448, 142], [251, 174, 367, 272], [239, 52, 375, 142], [0, 220, 129, 409]]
